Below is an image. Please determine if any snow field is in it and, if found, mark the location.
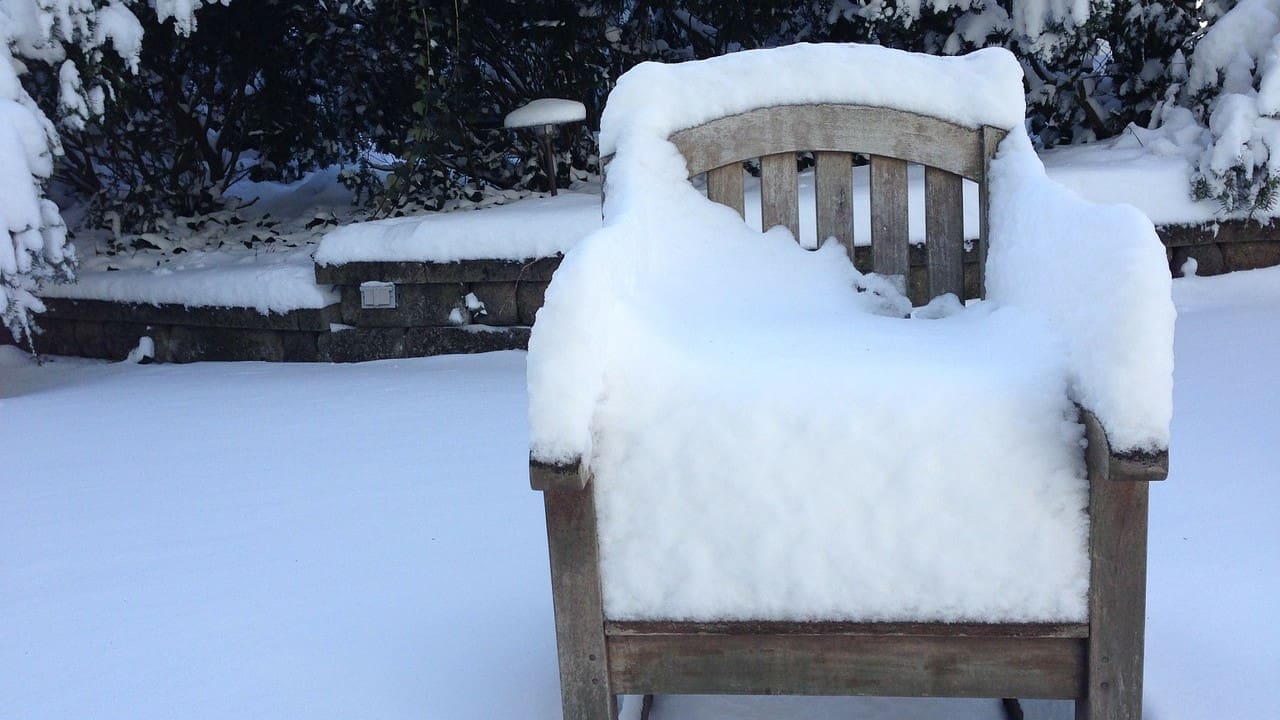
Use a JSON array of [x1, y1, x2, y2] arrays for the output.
[[0, 352, 562, 720], [1, 266, 1277, 719]]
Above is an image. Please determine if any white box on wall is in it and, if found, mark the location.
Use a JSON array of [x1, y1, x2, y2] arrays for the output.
[[359, 281, 397, 309]]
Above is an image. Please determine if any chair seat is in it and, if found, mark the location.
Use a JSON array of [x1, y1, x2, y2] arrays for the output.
[[588, 298, 1090, 624]]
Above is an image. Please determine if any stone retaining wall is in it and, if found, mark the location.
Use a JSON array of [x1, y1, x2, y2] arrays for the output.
[[30, 299, 338, 362], [1160, 219, 1280, 276], [312, 257, 555, 362], [8, 219, 1279, 363]]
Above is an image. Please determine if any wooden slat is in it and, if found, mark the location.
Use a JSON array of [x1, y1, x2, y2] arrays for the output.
[[543, 482, 615, 720], [670, 104, 985, 181], [925, 166, 965, 302], [977, 126, 1006, 299], [870, 155, 909, 281], [1082, 411, 1169, 482], [706, 163, 745, 218], [608, 634, 1086, 699], [606, 620, 1088, 639], [761, 152, 800, 240], [815, 151, 854, 257], [530, 457, 587, 491], [1080, 420, 1152, 720]]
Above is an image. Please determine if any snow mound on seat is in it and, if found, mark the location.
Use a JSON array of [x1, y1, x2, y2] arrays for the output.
[[593, 302, 1089, 622], [528, 43, 1172, 620], [599, 43, 1025, 157], [531, 188, 1090, 621]]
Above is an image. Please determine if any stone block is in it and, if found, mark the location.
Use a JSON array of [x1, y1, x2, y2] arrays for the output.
[[468, 282, 520, 326], [324, 327, 408, 363], [29, 318, 80, 356], [73, 320, 109, 358], [1221, 240, 1280, 272], [281, 332, 324, 362], [340, 283, 466, 327], [167, 325, 285, 363], [405, 326, 530, 357], [516, 281, 549, 325], [1172, 243, 1226, 277], [101, 322, 154, 360]]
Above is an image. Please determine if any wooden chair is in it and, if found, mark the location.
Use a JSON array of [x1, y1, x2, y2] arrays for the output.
[[530, 57, 1169, 720]]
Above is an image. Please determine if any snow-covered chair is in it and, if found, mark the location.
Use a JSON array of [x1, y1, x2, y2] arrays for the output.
[[528, 44, 1173, 720]]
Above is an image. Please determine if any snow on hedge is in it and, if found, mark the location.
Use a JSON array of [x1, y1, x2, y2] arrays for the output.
[[1, 0, 225, 343], [1171, 0, 1280, 212], [314, 192, 599, 265], [1, 35, 71, 344], [528, 44, 1173, 622]]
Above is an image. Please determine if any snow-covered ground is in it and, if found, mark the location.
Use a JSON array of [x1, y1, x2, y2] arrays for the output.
[[3, 267, 1278, 720]]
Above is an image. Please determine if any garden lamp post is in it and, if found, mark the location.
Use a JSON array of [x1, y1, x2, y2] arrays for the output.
[[504, 98, 587, 196]]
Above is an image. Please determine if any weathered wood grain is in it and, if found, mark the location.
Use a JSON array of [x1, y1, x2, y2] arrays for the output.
[[977, 126, 1006, 298], [870, 155, 910, 280], [605, 620, 1089, 639], [706, 163, 746, 218], [669, 105, 984, 180], [761, 152, 800, 241], [608, 634, 1085, 699], [815, 151, 855, 258], [530, 457, 587, 492], [925, 166, 965, 302], [544, 481, 616, 720], [1079, 416, 1152, 720]]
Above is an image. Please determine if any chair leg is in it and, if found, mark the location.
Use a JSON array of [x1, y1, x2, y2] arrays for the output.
[[1078, 472, 1150, 720], [543, 483, 615, 720]]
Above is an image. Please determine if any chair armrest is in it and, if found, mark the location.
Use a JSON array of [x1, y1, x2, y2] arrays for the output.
[[530, 456, 589, 492], [1082, 408, 1168, 482], [986, 131, 1175, 454]]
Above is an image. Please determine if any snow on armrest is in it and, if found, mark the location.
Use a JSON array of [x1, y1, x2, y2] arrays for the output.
[[986, 130, 1175, 454], [527, 227, 622, 468]]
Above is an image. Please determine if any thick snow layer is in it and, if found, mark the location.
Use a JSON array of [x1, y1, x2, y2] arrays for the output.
[[39, 246, 337, 312], [986, 130, 1175, 452], [2, 268, 1278, 718], [1038, 118, 1228, 226], [532, 198, 1092, 620], [504, 98, 587, 129], [529, 46, 1172, 620], [599, 44, 1026, 157], [591, 302, 1090, 621], [314, 192, 599, 265]]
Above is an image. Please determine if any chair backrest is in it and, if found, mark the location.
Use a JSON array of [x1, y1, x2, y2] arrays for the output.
[[666, 104, 1007, 305]]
